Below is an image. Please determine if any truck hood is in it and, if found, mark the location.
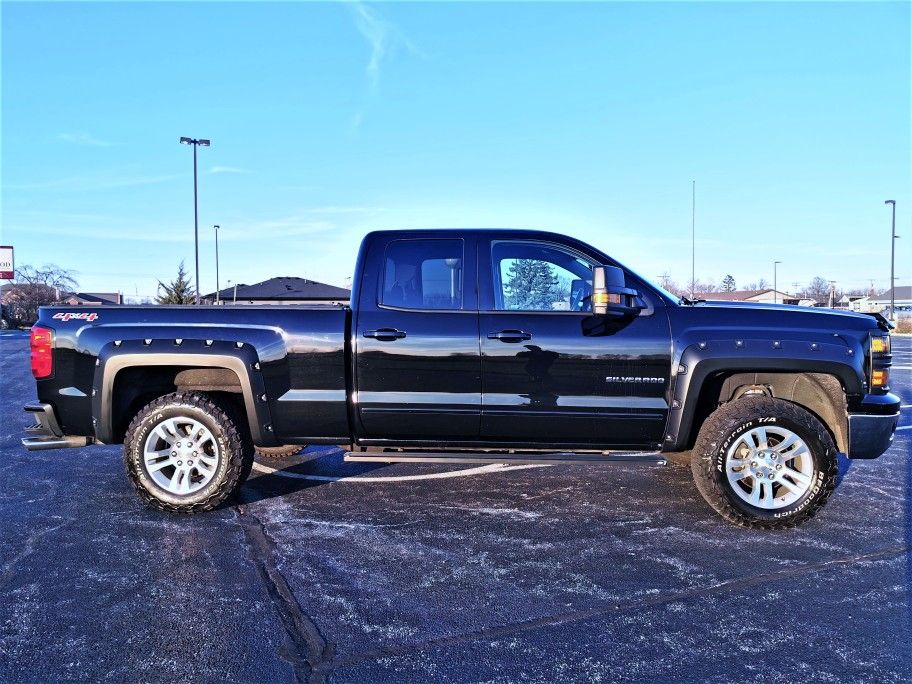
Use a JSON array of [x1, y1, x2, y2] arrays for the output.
[[681, 300, 891, 332]]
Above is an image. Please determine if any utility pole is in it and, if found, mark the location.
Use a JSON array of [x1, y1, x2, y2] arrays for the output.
[[885, 200, 898, 320], [213, 224, 220, 305], [773, 261, 782, 304]]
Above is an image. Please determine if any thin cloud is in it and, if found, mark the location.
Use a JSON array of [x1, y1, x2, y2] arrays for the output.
[[208, 166, 249, 175], [58, 132, 115, 147], [6, 174, 182, 191], [348, 2, 419, 91]]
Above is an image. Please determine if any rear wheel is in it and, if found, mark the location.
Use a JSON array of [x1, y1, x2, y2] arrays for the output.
[[690, 396, 837, 529], [123, 392, 254, 513], [255, 444, 304, 459]]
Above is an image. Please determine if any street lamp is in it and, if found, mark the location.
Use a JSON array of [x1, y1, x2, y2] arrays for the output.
[[179, 136, 211, 305], [773, 261, 782, 304], [213, 224, 220, 305], [885, 200, 898, 320]]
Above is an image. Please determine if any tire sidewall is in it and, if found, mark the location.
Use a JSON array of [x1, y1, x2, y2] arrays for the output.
[[128, 402, 232, 507], [710, 412, 829, 522]]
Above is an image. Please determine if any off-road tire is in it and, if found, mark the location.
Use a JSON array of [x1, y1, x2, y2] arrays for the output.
[[124, 392, 254, 513], [255, 444, 305, 459], [690, 396, 838, 529]]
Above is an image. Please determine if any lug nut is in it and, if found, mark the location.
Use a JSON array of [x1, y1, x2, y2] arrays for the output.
[[188, 460, 193, 465], [177, 460, 183, 466], [176, 442, 181, 447], [776, 464, 783, 470], [769, 473, 776, 479], [751, 461, 758, 468], [171, 451, 177, 457]]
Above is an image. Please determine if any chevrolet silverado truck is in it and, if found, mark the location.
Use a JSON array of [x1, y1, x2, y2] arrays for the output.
[[22, 229, 900, 528]]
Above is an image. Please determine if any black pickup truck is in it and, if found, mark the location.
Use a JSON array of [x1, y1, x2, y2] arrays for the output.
[[23, 229, 899, 528]]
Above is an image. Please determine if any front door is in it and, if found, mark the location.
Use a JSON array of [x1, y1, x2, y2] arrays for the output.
[[479, 238, 672, 449], [354, 235, 481, 441]]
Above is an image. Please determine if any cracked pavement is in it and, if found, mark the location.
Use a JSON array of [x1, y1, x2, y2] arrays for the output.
[[1, 334, 910, 682]]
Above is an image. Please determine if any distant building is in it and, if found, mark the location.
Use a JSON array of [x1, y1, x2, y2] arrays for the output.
[[60, 292, 123, 305], [204, 277, 350, 305], [863, 285, 912, 313], [696, 289, 808, 305]]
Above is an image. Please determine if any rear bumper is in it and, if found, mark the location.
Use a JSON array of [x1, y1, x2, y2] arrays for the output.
[[846, 411, 899, 459], [21, 403, 90, 451]]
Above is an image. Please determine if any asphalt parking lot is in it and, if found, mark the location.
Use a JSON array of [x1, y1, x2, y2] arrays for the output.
[[1, 333, 910, 683]]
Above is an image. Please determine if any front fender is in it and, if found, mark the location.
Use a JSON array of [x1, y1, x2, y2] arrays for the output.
[[665, 334, 865, 451]]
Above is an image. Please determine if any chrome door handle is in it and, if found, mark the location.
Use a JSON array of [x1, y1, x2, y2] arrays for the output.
[[487, 330, 532, 342], [363, 328, 407, 341]]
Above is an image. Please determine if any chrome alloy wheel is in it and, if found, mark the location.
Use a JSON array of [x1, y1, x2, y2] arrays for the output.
[[142, 416, 220, 495], [725, 426, 815, 510]]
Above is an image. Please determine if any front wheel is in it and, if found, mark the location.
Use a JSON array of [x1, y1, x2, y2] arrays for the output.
[[690, 396, 838, 529], [123, 392, 254, 513]]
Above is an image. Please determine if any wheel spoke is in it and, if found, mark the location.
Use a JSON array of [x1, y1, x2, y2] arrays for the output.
[[761, 481, 774, 506], [144, 447, 171, 464], [740, 432, 757, 451], [785, 469, 812, 488], [777, 476, 803, 494], [147, 457, 173, 473], [773, 433, 800, 454], [749, 478, 762, 505], [754, 427, 769, 450], [782, 447, 809, 463]]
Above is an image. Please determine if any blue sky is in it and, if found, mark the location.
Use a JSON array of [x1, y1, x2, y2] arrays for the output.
[[2, 1, 909, 300]]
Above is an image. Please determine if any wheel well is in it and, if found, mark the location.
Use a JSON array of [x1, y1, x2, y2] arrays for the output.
[[689, 371, 848, 452], [111, 366, 245, 443]]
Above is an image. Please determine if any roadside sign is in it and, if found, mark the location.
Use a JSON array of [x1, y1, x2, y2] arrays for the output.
[[0, 246, 13, 280]]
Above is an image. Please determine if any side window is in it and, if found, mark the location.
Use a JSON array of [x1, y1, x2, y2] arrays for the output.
[[491, 241, 595, 312], [381, 239, 464, 310]]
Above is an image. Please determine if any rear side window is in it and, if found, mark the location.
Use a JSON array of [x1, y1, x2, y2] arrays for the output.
[[381, 239, 464, 310]]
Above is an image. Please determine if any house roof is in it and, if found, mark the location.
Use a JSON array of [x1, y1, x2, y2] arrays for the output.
[[869, 285, 912, 303], [205, 277, 351, 301], [68, 292, 121, 304], [696, 289, 791, 301]]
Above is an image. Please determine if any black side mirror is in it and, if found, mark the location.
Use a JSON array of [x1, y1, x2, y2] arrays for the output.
[[592, 266, 641, 317]]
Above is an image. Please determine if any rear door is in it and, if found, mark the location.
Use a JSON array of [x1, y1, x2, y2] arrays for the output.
[[479, 237, 672, 449], [354, 234, 481, 440]]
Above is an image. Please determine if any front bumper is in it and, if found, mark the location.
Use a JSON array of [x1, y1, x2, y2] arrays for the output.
[[21, 403, 90, 451], [846, 411, 899, 459]]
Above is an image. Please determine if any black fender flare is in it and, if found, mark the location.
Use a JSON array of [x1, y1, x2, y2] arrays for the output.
[[665, 334, 865, 451], [92, 338, 276, 446]]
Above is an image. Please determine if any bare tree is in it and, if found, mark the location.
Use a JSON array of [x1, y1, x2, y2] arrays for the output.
[[803, 276, 831, 304], [1, 264, 78, 326]]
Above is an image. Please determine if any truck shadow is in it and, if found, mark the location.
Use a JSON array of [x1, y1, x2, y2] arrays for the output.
[[235, 447, 389, 505]]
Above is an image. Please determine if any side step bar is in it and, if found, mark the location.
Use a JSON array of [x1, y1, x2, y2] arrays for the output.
[[345, 451, 667, 466], [21, 403, 91, 451]]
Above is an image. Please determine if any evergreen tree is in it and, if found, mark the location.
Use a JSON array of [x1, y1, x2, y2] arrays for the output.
[[721, 274, 736, 292], [156, 261, 196, 304], [504, 259, 559, 310]]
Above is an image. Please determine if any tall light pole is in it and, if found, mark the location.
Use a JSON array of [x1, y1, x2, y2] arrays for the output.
[[213, 224, 220, 305], [773, 261, 782, 304], [691, 180, 696, 298], [885, 200, 897, 320], [179, 136, 211, 304]]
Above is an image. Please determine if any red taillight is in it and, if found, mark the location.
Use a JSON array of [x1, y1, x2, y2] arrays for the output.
[[30, 326, 54, 379]]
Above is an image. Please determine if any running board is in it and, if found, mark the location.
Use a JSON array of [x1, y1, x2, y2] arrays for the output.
[[344, 451, 667, 466]]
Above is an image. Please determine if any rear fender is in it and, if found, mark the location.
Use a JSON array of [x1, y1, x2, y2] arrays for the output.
[[92, 339, 276, 445]]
